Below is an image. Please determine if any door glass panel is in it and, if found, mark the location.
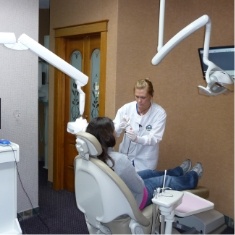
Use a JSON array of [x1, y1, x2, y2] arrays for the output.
[[90, 48, 100, 120], [70, 50, 82, 121]]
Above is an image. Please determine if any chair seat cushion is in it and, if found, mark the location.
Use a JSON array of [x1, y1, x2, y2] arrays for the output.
[[141, 204, 153, 218]]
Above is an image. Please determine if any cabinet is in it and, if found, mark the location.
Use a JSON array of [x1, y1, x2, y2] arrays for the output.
[[0, 143, 22, 234]]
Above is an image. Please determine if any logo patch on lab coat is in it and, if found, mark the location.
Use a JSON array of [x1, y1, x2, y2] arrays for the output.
[[146, 125, 152, 131]]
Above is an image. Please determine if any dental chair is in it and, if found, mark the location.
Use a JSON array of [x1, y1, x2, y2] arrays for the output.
[[74, 132, 158, 234], [74, 132, 226, 234]]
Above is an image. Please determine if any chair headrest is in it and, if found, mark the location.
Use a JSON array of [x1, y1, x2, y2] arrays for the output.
[[76, 132, 102, 160]]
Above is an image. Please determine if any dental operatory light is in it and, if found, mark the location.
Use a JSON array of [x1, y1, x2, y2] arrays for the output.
[[152, 0, 234, 96], [0, 32, 88, 134]]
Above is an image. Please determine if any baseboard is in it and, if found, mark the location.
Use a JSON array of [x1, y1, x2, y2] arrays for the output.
[[17, 207, 39, 221]]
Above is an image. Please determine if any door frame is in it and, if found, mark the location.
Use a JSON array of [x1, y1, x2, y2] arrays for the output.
[[53, 21, 108, 190]]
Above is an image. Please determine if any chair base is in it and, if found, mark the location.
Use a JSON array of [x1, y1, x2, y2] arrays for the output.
[[103, 205, 154, 234], [86, 204, 158, 234]]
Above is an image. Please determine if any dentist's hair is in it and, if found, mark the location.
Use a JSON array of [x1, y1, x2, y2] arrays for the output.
[[86, 117, 115, 167], [134, 78, 154, 97]]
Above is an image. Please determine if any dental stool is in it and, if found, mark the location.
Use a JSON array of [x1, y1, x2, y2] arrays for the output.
[[74, 132, 158, 234]]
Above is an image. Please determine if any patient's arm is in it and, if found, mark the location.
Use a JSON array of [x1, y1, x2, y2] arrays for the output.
[[108, 150, 145, 207]]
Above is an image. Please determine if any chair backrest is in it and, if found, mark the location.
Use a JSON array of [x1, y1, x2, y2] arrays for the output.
[[74, 132, 150, 228]]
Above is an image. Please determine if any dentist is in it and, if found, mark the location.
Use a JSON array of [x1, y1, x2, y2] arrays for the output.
[[113, 78, 167, 171]]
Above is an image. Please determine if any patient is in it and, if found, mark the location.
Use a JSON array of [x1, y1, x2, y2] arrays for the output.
[[86, 117, 203, 210]]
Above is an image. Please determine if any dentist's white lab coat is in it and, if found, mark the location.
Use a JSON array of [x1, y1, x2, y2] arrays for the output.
[[113, 101, 166, 171]]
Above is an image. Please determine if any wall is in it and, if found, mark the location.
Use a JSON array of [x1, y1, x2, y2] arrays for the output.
[[49, 0, 234, 218], [116, 0, 234, 219], [0, 0, 39, 213]]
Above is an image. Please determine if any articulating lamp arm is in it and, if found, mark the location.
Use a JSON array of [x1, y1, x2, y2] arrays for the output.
[[17, 34, 88, 88], [0, 32, 88, 133], [152, 15, 211, 65], [0, 32, 16, 44], [152, 0, 234, 96], [17, 34, 88, 111]]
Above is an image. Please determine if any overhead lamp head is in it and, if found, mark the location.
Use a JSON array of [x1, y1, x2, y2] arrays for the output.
[[198, 70, 234, 96]]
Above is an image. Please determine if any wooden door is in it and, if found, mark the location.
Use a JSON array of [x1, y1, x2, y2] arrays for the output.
[[53, 21, 108, 191], [64, 34, 103, 191]]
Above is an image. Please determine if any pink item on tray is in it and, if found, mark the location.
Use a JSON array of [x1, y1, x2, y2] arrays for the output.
[[175, 191, 214, 217]]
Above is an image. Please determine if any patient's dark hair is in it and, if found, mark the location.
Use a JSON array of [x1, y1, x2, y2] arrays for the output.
[[86, 117, 115, 167]]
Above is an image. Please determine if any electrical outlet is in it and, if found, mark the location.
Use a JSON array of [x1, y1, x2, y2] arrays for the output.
[[13, 110, 21, 120]]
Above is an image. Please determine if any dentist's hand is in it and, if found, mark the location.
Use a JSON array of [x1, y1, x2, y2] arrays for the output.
[[119, 115, 130, 130], [125, 129, 137, 142], [114, 115, 130, 137]]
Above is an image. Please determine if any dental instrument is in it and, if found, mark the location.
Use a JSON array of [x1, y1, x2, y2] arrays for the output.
[[0, 32, 88, 133], [152, 0, 234, 96], [162, 170, 166, 191], [152, 186, 226, 234], [151, 166, 226, 234]]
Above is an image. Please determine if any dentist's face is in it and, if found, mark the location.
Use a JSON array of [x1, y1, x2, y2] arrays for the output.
[[135, 88, 152, 110]]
